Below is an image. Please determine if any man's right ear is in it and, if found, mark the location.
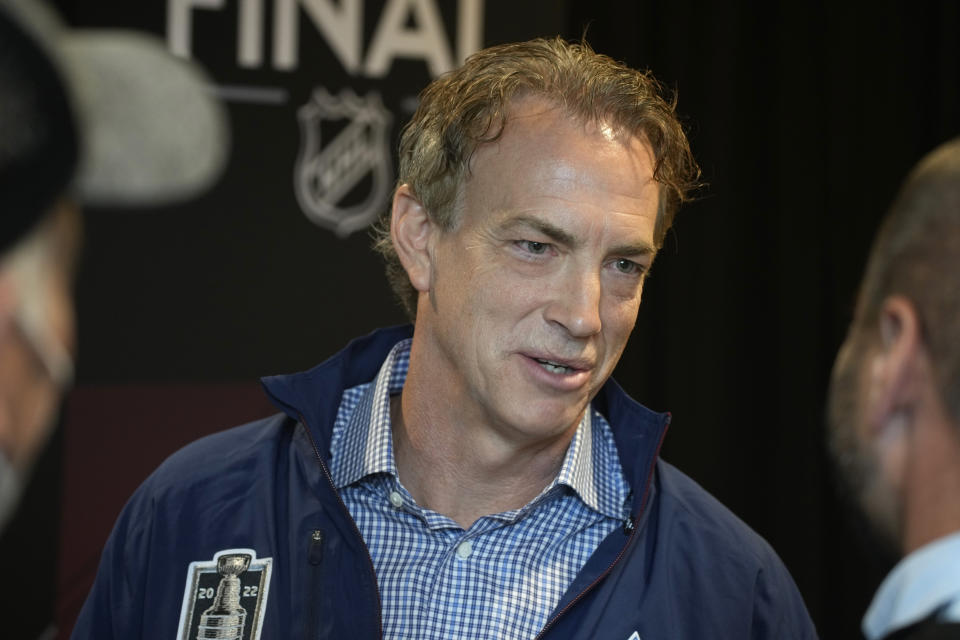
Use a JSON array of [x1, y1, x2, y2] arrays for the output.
[[390, 184, 435, 293]]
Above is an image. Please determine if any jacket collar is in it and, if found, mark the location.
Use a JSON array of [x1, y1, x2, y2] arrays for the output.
[[261, 325, 670, 517]]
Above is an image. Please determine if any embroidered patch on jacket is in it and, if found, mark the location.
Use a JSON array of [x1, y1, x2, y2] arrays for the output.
[[176, 548, 273, 640]]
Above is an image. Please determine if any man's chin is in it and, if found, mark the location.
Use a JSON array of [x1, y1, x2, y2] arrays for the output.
[[828, 423, 903, 562], [827, 351, 902, 565]]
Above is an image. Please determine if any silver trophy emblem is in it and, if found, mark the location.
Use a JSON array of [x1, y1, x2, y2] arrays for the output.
[[196, 553, 251, 639]]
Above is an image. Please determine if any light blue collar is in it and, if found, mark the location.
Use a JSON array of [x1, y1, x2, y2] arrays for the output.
[[863, 530, 960, 639]]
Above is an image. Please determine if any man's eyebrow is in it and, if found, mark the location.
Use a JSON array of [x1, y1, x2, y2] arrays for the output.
[[609, 241, 657, 257], [501, 215, 657, 256], [501, 215, 578, 247]]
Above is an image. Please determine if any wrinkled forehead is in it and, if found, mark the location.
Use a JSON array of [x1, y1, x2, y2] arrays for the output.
[[500, 92, 650, 147], [469, 98, 655, 190], [466, 95, 653, 175]]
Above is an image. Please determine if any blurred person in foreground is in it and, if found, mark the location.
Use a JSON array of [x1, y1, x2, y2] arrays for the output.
[[829, 137, 960, 640], [75, 37, 816, 639], [0, 0, 227, 534]]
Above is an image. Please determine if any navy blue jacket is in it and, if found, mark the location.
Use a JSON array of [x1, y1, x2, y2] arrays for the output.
[[73, 326, 817, 639]]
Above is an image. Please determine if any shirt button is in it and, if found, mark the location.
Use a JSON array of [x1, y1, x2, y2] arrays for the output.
[[388, 491, 403, 508], [455, 540, 473, 560]]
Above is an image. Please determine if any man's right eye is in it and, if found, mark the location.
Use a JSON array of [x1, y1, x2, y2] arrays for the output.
[[519, 240, 549, 254]]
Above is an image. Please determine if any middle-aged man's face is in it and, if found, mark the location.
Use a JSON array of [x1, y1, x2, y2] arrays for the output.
[[0, 202, 78, 529], [416, 96, 660, 447], [828, 325, 903, 551], [0, 202, 79, 472]]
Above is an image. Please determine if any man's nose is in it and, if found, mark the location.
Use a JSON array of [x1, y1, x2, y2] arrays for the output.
[[544, 267, 602, 338]]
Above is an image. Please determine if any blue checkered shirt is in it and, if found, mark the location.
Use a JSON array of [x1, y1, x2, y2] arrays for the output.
[[329, 339, 630, 640]]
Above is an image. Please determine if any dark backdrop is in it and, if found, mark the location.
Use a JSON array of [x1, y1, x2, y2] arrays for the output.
[[2, 1, 958, 639]]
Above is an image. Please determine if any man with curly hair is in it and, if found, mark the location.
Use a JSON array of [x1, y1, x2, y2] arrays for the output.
[[76, 37, 815, 640]]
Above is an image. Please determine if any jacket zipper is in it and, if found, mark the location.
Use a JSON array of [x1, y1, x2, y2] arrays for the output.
[[532, 416, 670, 640], [305, 529, 325, 638], [298, 412, 384, 640]]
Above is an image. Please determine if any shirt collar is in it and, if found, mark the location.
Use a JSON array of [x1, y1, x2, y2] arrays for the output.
[[554, 406, 627, 519], [863, 530, 960, 640], [329, 339, 408, 487], [330, 339, 627, 520]]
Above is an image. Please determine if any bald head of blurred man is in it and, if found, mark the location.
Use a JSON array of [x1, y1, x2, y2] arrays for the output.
[[828, 137, 960, 640]]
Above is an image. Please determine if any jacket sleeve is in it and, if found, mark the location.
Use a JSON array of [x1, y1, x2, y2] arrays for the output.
[[70, 482, 156, 639], [751, 561, 819, 640]]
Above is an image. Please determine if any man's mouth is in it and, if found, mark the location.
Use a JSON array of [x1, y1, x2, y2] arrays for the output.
[[534, 357, 576, 375]]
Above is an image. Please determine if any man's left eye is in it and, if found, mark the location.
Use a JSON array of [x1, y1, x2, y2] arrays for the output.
[[614, 259, 642, 275]]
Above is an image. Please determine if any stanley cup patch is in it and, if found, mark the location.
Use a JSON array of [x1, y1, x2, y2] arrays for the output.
[[176, 548, 273, 640]]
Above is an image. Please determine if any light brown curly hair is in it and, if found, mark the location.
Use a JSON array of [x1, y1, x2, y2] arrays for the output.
[[372, 36, 701, 320]]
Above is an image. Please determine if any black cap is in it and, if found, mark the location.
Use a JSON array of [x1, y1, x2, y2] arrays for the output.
[[0, 3, 79, 254], [0, 0, 229, 255]]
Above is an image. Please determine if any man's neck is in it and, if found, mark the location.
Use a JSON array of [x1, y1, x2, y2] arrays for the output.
[[390, 390, 577, 530]]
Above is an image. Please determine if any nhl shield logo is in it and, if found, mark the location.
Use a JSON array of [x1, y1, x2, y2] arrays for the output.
[[295, 88, 393, 237], [176, 548, 273, 640]]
